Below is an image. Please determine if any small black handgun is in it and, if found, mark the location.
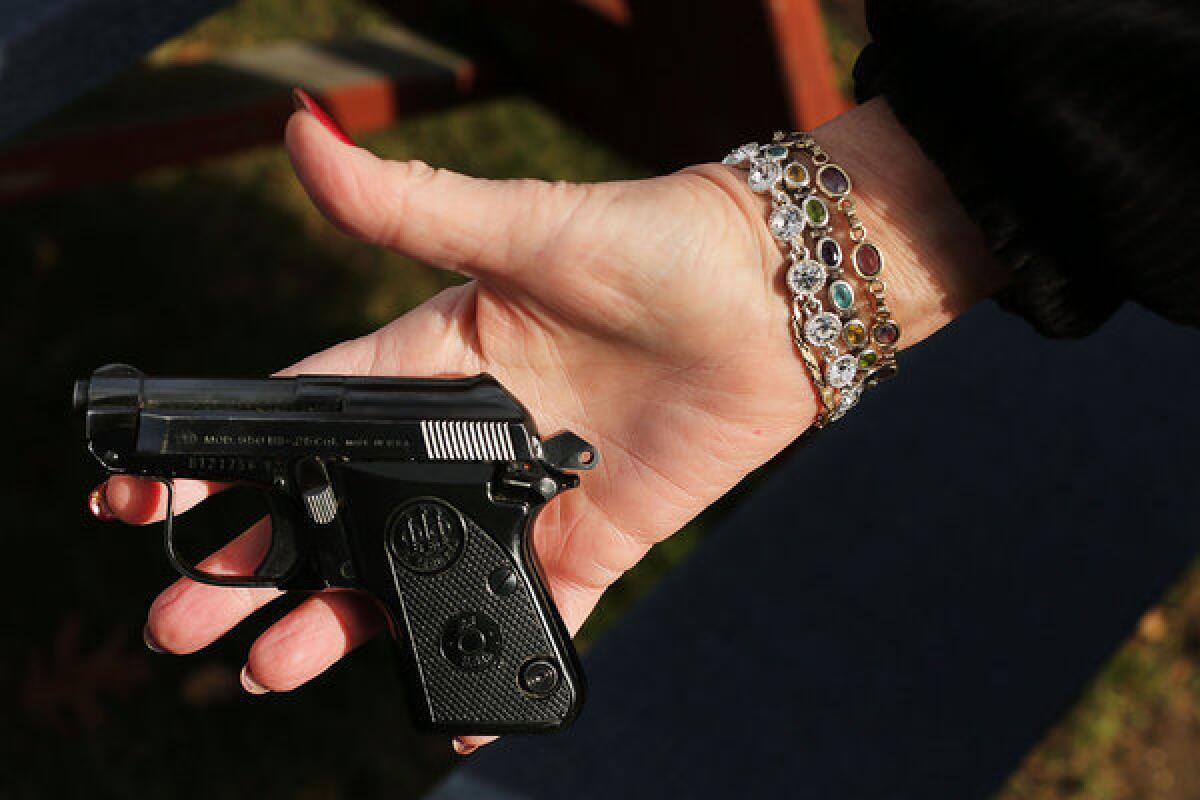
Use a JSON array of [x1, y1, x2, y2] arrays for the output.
[[73, 363, 597, 734]]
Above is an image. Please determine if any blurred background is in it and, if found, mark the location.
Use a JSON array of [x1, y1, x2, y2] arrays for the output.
[[2, 1, 1198, 798]]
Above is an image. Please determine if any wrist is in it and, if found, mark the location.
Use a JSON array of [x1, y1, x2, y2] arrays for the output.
[[678, 98, 1006, 442], [809, 98, 1009, 347], [693, 97, 1007, 438]]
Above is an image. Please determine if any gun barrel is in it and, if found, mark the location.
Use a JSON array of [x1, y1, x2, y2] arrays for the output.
[[72, 379, 89, 412], [76, 367, 525, 418], [74, 364, 540, 476]]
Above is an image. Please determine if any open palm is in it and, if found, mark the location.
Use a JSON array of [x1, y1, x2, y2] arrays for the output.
[[99, 110, 816, 748]]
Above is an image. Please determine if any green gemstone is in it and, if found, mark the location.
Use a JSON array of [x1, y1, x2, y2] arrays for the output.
[[858, 349, 879, 370], [764, 144, 789, 160], [830, 280, 854, 310], [804, 196, 829, 227]]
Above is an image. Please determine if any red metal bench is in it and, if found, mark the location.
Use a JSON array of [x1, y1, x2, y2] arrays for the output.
[[0, 0, 847, 203]]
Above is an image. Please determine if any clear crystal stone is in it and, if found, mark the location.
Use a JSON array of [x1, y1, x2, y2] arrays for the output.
[[747, 160, 782, 192], [769, 205, 805, 240], [829, 385, 862, 420], [723, 142, 759, 166], [804, 312, 841, 346], [826, 354, 858, 389], [786, 259, 825, 295]]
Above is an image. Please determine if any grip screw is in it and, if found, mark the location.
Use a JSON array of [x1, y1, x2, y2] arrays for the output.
[[487, 565, 519, 597], [519, 658, 560, 697]]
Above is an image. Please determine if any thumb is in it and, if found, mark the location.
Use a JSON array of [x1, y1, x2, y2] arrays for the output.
[[285, 104, 588, 281]]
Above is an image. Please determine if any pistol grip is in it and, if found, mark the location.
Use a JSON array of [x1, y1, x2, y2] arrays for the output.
[[335, 463, 584, 735]]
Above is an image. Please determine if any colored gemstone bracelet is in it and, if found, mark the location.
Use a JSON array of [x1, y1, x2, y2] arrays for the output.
[[722, 132, 900, 427]]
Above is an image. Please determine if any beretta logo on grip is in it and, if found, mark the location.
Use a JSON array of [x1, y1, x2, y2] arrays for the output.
[[386, 499, 467, 574]]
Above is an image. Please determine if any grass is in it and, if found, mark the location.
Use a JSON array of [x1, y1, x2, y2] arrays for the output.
[[998, 563, 1200, 800], [3, 1, 1199, 798]]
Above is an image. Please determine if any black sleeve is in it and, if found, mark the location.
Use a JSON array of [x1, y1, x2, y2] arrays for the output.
[[853, 0, 1200, 337]]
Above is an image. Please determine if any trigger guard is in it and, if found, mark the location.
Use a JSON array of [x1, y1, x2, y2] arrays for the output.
[[160, 479, 303, 589]]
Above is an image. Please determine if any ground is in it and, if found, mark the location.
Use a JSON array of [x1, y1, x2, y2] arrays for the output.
[[2, 1, 1197, 798]]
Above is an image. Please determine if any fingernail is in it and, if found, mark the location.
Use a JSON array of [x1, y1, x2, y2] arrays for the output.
[[240, 665, 271, 695], [143, 624, 167, 654], [291, 88, 355, 146], [451, 738, 477, 756], [87, 482, 117, 521]]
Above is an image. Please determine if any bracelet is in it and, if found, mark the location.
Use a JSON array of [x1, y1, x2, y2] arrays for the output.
[[723, 132, 900, 428]]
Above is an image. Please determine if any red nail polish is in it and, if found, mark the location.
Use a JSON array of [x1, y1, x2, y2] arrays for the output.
[[88, 482, 117, 521], [291, 88, 355, 146]]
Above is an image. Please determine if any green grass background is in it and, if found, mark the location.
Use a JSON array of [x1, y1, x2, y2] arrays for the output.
[[2, 2, 1198, 798]]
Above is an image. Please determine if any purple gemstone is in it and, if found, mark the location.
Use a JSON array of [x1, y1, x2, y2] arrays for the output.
[[819, 165, 850, 196], [818, 237, 842, 268], [873, 321, 900, 346], [855, 243, 882, 277]]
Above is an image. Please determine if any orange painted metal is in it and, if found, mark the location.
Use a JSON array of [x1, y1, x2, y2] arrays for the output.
[[572, 0, 631, 25], [764, 0, 851, 130], [0, 98, 295, 204], [385, 0, 851, 168], [1, 4, 846, 203], [0, 40, 476, 204]]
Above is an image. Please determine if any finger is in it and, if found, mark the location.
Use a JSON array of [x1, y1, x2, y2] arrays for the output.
[[285, 110, 588, 280], [452, 734, 497, 755], [95, 476, 228, 525], [145, 517, 281, 654], [241, 591, 383, 693]]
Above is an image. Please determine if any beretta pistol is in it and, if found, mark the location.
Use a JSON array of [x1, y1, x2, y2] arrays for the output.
[[73, 363, 597, 735]]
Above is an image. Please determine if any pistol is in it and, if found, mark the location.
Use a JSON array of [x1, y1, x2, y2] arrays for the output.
[[73, 363, 597, 734]]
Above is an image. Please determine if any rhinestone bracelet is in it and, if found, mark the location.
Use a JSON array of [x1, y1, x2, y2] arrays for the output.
[[722, 132, 900, 427]]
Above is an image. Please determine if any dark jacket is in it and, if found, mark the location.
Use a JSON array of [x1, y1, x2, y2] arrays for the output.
[[854, 0, 1200, 336]]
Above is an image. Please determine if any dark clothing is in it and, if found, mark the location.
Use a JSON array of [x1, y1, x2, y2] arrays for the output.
[[854, 0, 1200, 337], [427, 301, 1200, 800]]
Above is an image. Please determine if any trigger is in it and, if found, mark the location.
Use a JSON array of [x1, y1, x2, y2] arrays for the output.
[[258, 491, 305, 583]]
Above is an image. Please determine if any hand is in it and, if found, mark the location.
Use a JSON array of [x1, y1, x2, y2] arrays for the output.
[[91, 96, 1002, 752]]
